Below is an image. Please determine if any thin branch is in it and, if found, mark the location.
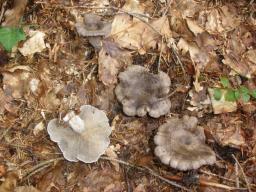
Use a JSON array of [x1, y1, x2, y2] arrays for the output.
[[21, 157, 64, 181], [232, 154, 252, 192]]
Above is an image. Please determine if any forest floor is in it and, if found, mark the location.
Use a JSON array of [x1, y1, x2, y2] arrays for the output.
[[0, 0, 256, 192]]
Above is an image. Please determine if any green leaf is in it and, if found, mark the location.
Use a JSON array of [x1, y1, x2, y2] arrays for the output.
[[224, 89, 236, 102], [250, 89, 256, 99], [234, 90, 240, 100], [0, 27, 26, 52], [213, 88, 222, 100], [239, 86, 249, 94], [220, 77, 230, 88], [241, 93, 250, 102]]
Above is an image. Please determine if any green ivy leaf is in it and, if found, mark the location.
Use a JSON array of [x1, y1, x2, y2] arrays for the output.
[[225, 89, 236, 101], [250, 89, 256, 99], [234, 90, 240, 100], [213, 88, 222, 100], [241, 93, 250, 102], [0, 27, 26, 52], [239, 86, 249, 94], [220, 77, 230, 88]]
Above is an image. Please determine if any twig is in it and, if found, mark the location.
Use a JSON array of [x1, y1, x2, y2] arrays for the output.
[[100, 156, 191, 191], [232, 154, 252, 192], [235, 161, 240, 188], [21, 157, 64, 181], [200, 170, 241, 185], [157, 36, 164, 73], [200, 180, 248, 191]]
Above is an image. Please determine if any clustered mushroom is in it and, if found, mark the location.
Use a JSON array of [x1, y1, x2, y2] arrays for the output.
[[47, 105, 112, 163], [154, 115, 216, 170], [115, 65, 171, 118]]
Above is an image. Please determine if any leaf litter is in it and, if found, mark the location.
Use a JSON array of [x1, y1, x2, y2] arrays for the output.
[[0, 0, 256, 191]]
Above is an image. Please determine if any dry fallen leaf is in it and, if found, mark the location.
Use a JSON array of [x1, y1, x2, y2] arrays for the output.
[[18, 30, 46, 56], [2, 0, 28, 27], [15, 186, 41, 192], [110, 10, 171, 54], [98, 40, 132, 85]]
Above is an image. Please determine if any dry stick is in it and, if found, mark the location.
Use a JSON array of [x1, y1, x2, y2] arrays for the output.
[[21, 157, 64, 181], [235, 161, 240, 188], [232, 155, 252, 192], [200, 170, 242, 185], [99, 156, 191, 192], [199, 180, 248, 191]]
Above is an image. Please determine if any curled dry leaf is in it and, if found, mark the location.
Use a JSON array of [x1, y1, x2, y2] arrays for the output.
[[115, 65, 171, 118], [2, 0, 28, 27], [197, 5, 241, 34], [18, 30, 46, 56], [208, 88, 237, 114], [98, 40, 132, 85], [207, 116, 245, 149], [154, 116, 216, 170], [75, 13, 111, 50], [110, 9, 171, 54], [47, 105, 112, 163]]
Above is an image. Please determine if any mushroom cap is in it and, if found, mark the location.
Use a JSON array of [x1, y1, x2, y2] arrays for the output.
[[115, 65, 171, 118], [75, 13, 111, 37], [154, 116, 216, 170], [47, 105, 112, 163]]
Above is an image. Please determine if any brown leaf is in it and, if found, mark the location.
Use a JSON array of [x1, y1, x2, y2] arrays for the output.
[[2, 0, 28, 27], [15, 186, 41, 192], [98, 40, 132, 85]]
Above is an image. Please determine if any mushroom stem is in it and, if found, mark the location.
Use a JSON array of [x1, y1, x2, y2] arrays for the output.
[[69, 115, 86, 133], [63, 111, 86, 133]]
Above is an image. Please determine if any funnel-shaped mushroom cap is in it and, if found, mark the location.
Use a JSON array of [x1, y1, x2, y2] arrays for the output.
[[115, 65, 171, 118], [47, 105, 112, 163], [154, 116, 216, 170]]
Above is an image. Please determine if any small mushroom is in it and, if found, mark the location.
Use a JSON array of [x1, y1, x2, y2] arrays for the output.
[[75, 13, 111, 50], [47, 105, 112, 163], [115, 65, 171, 118], [154, 116, 216, 170]]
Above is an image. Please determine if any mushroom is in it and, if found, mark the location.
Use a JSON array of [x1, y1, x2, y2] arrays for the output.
[[154, 116, 216, 170], [75, 13, 111, 49], [115, 65, 171, 118], [47, 105, 112, 163]]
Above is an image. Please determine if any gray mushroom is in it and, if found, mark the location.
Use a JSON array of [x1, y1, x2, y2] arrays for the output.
[[47, 105, 112, 163], [75, 13, 111, 50], [154, 116, 216, 170], [115, 65, 171, 118]]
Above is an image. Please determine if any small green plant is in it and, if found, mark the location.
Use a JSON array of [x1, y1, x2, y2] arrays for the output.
[[213, 77, 256, 102], [0, 27, 26, 52]]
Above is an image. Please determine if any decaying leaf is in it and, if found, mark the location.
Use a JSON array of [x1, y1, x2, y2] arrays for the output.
[[81, 167, 124, 192], [0, 172, 18, 192], [98, 40, 132, 85], [15, 186, 41, 192], [2, 0, 28, 27], [208, 88, 237, 114], [154, 116, 216, 170], [110, 11, 171, 54], [18, 30, 46, 56], [207, 116, 245, 149], [197, 5, 241, 34], [115, 65, 171, 118], [47, 105, 112, 163]]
